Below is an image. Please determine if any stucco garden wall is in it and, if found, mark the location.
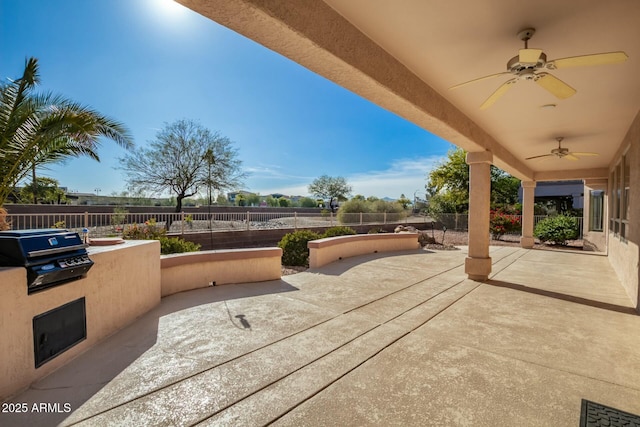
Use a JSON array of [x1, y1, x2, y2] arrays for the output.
[[308, 233, 420, 268], [160, 248, 282, 297]]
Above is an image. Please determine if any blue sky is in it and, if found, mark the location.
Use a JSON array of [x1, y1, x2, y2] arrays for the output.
[[0, 0, 452, 200]]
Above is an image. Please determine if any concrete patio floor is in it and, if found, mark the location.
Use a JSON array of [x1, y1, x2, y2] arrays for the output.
[[3, 246, 640, 426]]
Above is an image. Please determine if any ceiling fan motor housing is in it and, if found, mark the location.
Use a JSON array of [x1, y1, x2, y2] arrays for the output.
[[507, 53, 547, 75], [551, 147, 569, 157]]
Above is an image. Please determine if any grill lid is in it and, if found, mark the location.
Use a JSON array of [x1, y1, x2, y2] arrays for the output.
[[0, 229, 87, 264]]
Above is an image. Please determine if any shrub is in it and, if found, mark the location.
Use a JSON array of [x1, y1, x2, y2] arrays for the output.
[[122, 218, 200, 254], [489, 210, 521, 240], [122, 218, 166, 240], [111, 207, 128, 227], [337, 199, 369, 223], [368, 227, 386, 234], [159, 236, 200, 254], [534, 215, 579, 246], [337, 198, 407, 224], [0, 207, 9, 231], [298, 197, 318, 208], [278, 197, 290, 207], [278, 230, 321, 266], [371, 199, 404, 215], [322, 226, 356, 238]]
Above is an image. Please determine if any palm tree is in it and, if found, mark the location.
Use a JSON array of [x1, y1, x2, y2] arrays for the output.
[[0, 57, 133, 206]]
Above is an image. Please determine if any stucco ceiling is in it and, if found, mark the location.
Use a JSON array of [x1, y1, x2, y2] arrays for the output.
[[177, 0, 640, 180], [322, 0, 640, 177]]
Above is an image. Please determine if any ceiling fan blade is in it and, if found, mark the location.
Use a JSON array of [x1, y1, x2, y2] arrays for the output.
[[449, 72, 511, 90], [525, 154, 554, 160], [564, 154, 579, 161], [535, 73, 576, 99], [549, 51, 628, 69], [480, 79, 516, 110], [571, 152, 599, 156], [519, 48, 543, 65]]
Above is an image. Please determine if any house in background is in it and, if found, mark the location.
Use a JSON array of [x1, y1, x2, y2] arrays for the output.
[[226, 190, 254, 204], [518, 180, 584, 211], [179, 0, 640, 310]]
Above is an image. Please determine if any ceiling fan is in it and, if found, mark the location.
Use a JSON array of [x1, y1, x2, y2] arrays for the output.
[[449, 28, 628, 109], [525, 137, 598, 161]]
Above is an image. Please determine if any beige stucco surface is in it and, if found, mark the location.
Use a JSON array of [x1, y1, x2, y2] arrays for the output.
[[607, 110, 639, 308], [307, 233, 419, 268], [0, 240, 161, 401], [160, 248, 282, 296], [175, 0, 640, 312], [465, 151, 493, 280], [4, 246, 639, 426]]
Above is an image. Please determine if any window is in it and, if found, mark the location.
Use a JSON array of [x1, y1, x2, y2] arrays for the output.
[[609, 169, 615, 231], [589, 190, 604, 232], [610, 151, 630, 241], [622, 153, 630, 239]]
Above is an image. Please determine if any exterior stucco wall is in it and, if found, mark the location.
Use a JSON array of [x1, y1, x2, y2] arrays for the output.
[[308, 233, 420, 269], [160, 248, 282, 297], [0, 240, 161, 400], [607, 111, 640, 309]]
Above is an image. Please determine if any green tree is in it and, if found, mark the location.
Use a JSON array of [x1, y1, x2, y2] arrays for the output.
[[0, 57, 133, 207], [491, 170, 521, 206], [215, 194, 229, 205], [265, 196, 279, 207], [397, 194, 412, 209], [426, 147, 521, 214], [308, 175, 352, 212], [246, 193, 260, 206], [426, 148, 469, 213], [119, 119, 246, 212], [278, 197, 290, 207], [236, 193, 247, 207], [20, 177, 66, 204], [298, 197, 317, 208]]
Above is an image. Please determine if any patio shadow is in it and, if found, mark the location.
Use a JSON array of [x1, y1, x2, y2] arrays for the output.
[[3, 279, 299, 427], [307, 249, 432, 276], [485, 279, 638, 315]]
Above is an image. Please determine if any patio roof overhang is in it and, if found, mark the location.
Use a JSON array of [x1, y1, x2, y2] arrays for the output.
[[176, 0, 640, 182]]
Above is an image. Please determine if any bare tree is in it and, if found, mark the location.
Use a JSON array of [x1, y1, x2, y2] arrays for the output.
[[308, 175, 352, 212], [119, 120, 245, 212]]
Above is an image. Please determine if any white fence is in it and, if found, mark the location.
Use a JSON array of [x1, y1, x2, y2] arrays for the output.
[[4, 211, 583, 239], [5, 211, 411, 237], [429, 213, 583, 238]]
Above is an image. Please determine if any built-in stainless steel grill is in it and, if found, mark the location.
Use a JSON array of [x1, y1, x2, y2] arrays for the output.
[[0, 229, 93, 293]]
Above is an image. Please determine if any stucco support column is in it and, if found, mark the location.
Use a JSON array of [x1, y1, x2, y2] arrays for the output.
[[520, 181, 536, 248], [465, 151, 493, 281]]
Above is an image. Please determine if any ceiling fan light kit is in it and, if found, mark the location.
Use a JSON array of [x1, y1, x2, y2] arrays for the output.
[[450, 27, 628, 109], [525, 137, 599, 161]]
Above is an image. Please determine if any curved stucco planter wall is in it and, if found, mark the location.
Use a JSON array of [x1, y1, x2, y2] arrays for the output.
[[308, 233, 420, 268], [160, 247, 282, 297]]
